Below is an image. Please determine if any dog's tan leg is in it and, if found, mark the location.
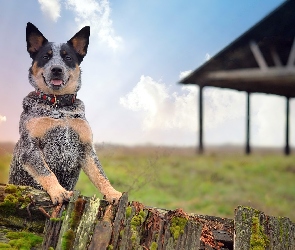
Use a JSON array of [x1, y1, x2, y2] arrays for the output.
[[82, 147, 122, 203], [24, 165, 73, 204], [17, 131, 72, 204]]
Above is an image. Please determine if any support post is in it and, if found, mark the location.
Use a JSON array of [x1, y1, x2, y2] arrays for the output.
[[246, 92, 251, 155], [285, 97, 290, 155], [199, 86, 204, 154]]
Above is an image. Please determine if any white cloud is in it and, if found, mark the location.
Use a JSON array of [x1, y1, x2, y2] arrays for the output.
[[204, 88, 245, 129], [119, 72, 247, 133], [179, 70, 192, 80], [65, 0, 122, 50], [0, 115, 7, 124], [120, 75, 198, 131], [251, 94, 285, 146], [37, 0, 122, 49], [38, 0, 61, 22], [205, 53, 211, 61]]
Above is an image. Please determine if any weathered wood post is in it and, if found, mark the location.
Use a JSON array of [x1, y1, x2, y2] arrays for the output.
[[285, 96, 290, 155], [199, 85, 204, 154], [235, 206, 295, 249], [246, 92, 251, 155]]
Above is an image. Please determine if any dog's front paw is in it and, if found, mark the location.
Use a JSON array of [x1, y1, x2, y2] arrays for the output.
[[104, 190, 122, 205], [47, 185, 73, 205]]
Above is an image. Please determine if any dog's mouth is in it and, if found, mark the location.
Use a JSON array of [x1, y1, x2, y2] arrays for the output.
[[49, 77, 65, 90], [42, 74, 69, 90], [51, 79, 63, 86]]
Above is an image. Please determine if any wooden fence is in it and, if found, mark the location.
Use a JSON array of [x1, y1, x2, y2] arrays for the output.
[[0, 183, 294, 249]]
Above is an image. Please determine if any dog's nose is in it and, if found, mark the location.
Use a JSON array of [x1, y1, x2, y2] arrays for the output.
[[51, 66, 63, 74]]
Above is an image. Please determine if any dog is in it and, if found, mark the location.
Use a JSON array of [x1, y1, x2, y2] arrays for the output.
[[8, 22, 122, 205]]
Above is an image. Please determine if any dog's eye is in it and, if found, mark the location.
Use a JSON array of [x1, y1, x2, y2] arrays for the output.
[[65, 55, 72, 61], [43, 55, 49, 60]]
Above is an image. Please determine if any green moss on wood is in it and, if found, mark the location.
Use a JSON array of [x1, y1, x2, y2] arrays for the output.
[[131, 215, 142, 229], [250, 215, 269, 250], [131, 231, 137, 244], [59, 197, 87, 250], [129, 209, 147, 248], [150, 242, 158, 250], [278, 217, 290, 248], [50, 217, 64, 222], [242, 211, 247, 223], [169, 217, 188, 240], [4, 184, 18, 194], [139, 210, 146, 219], [119, 229, 124, 238], [0, 185, 31, 216], [0, 231, 43, 250], [130, 209, 146, 230], [125, 206, 132, 219], [0, 243, 11, 248], [50, 209, 66, 222], [0, 194, 18, 214], [61, 229, 75, 250], [0, 214, 45, 233]]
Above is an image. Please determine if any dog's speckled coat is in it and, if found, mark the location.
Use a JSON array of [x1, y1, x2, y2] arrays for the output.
[[9, 23, 122, 204]]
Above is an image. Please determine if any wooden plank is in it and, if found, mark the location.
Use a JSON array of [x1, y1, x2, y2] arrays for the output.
[[141, 208, 165, 248], [88, 220, 112, 250], [54, 191, 82, 250], [234, 206, 295, 249], [206, 67, 295, 82], [42, 204, 66, 250], [110, 192, 129, 249], [181, 220, 202, 250], [72, 195, 100, 250], [234, 206, 253, 250], [88, 203, 114, 249]]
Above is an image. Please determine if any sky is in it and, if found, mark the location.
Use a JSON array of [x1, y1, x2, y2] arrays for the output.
[[0, 0, 292, 148]]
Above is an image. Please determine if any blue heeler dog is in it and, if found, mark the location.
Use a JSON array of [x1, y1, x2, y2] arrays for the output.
[[9, 23, 122, 204]]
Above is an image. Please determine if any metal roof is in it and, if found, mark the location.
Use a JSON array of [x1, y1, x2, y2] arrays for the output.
[[180, 0, 295, 97]]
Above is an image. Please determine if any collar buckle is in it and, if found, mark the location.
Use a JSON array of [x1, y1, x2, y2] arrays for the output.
[[52, 94, 57, 106]]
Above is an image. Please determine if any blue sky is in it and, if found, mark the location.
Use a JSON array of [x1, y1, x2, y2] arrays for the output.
[[0, 0, 291, 147]]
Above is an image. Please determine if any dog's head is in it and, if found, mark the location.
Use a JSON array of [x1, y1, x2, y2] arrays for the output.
[[26, 22, 90, 95]]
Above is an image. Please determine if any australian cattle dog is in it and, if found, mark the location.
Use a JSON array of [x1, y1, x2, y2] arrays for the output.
[[9, 23, 122, 204]]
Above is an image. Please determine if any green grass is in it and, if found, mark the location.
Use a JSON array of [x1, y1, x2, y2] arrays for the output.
[[1, 145, 295, 221], [0, 154, 11, 183]]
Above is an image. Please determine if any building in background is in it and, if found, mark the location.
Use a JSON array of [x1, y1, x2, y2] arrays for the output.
[[180, 0, 295, 155]]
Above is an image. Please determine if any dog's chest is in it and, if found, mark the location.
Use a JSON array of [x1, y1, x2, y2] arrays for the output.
[[30, 116, 91, 171], [40, 124, 85, 171], [23, 98, 93, 169], [26, 115, 92, 143]]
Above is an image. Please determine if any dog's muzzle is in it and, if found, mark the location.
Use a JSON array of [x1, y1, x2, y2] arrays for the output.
[[51, 66, 64, 86]]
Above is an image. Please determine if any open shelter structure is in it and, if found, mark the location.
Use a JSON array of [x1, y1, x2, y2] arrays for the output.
[[180, 0, 295, 155]]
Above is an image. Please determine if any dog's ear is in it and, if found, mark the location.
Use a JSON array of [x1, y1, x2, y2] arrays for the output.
[[67, 26, 90, 64], [26, 22, 48, 59]]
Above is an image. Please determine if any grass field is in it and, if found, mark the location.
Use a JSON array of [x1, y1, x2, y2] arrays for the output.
[[1, 143, 295, 221]]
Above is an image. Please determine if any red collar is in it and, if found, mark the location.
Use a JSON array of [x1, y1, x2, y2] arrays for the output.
[[35, 90, 76, 107]]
